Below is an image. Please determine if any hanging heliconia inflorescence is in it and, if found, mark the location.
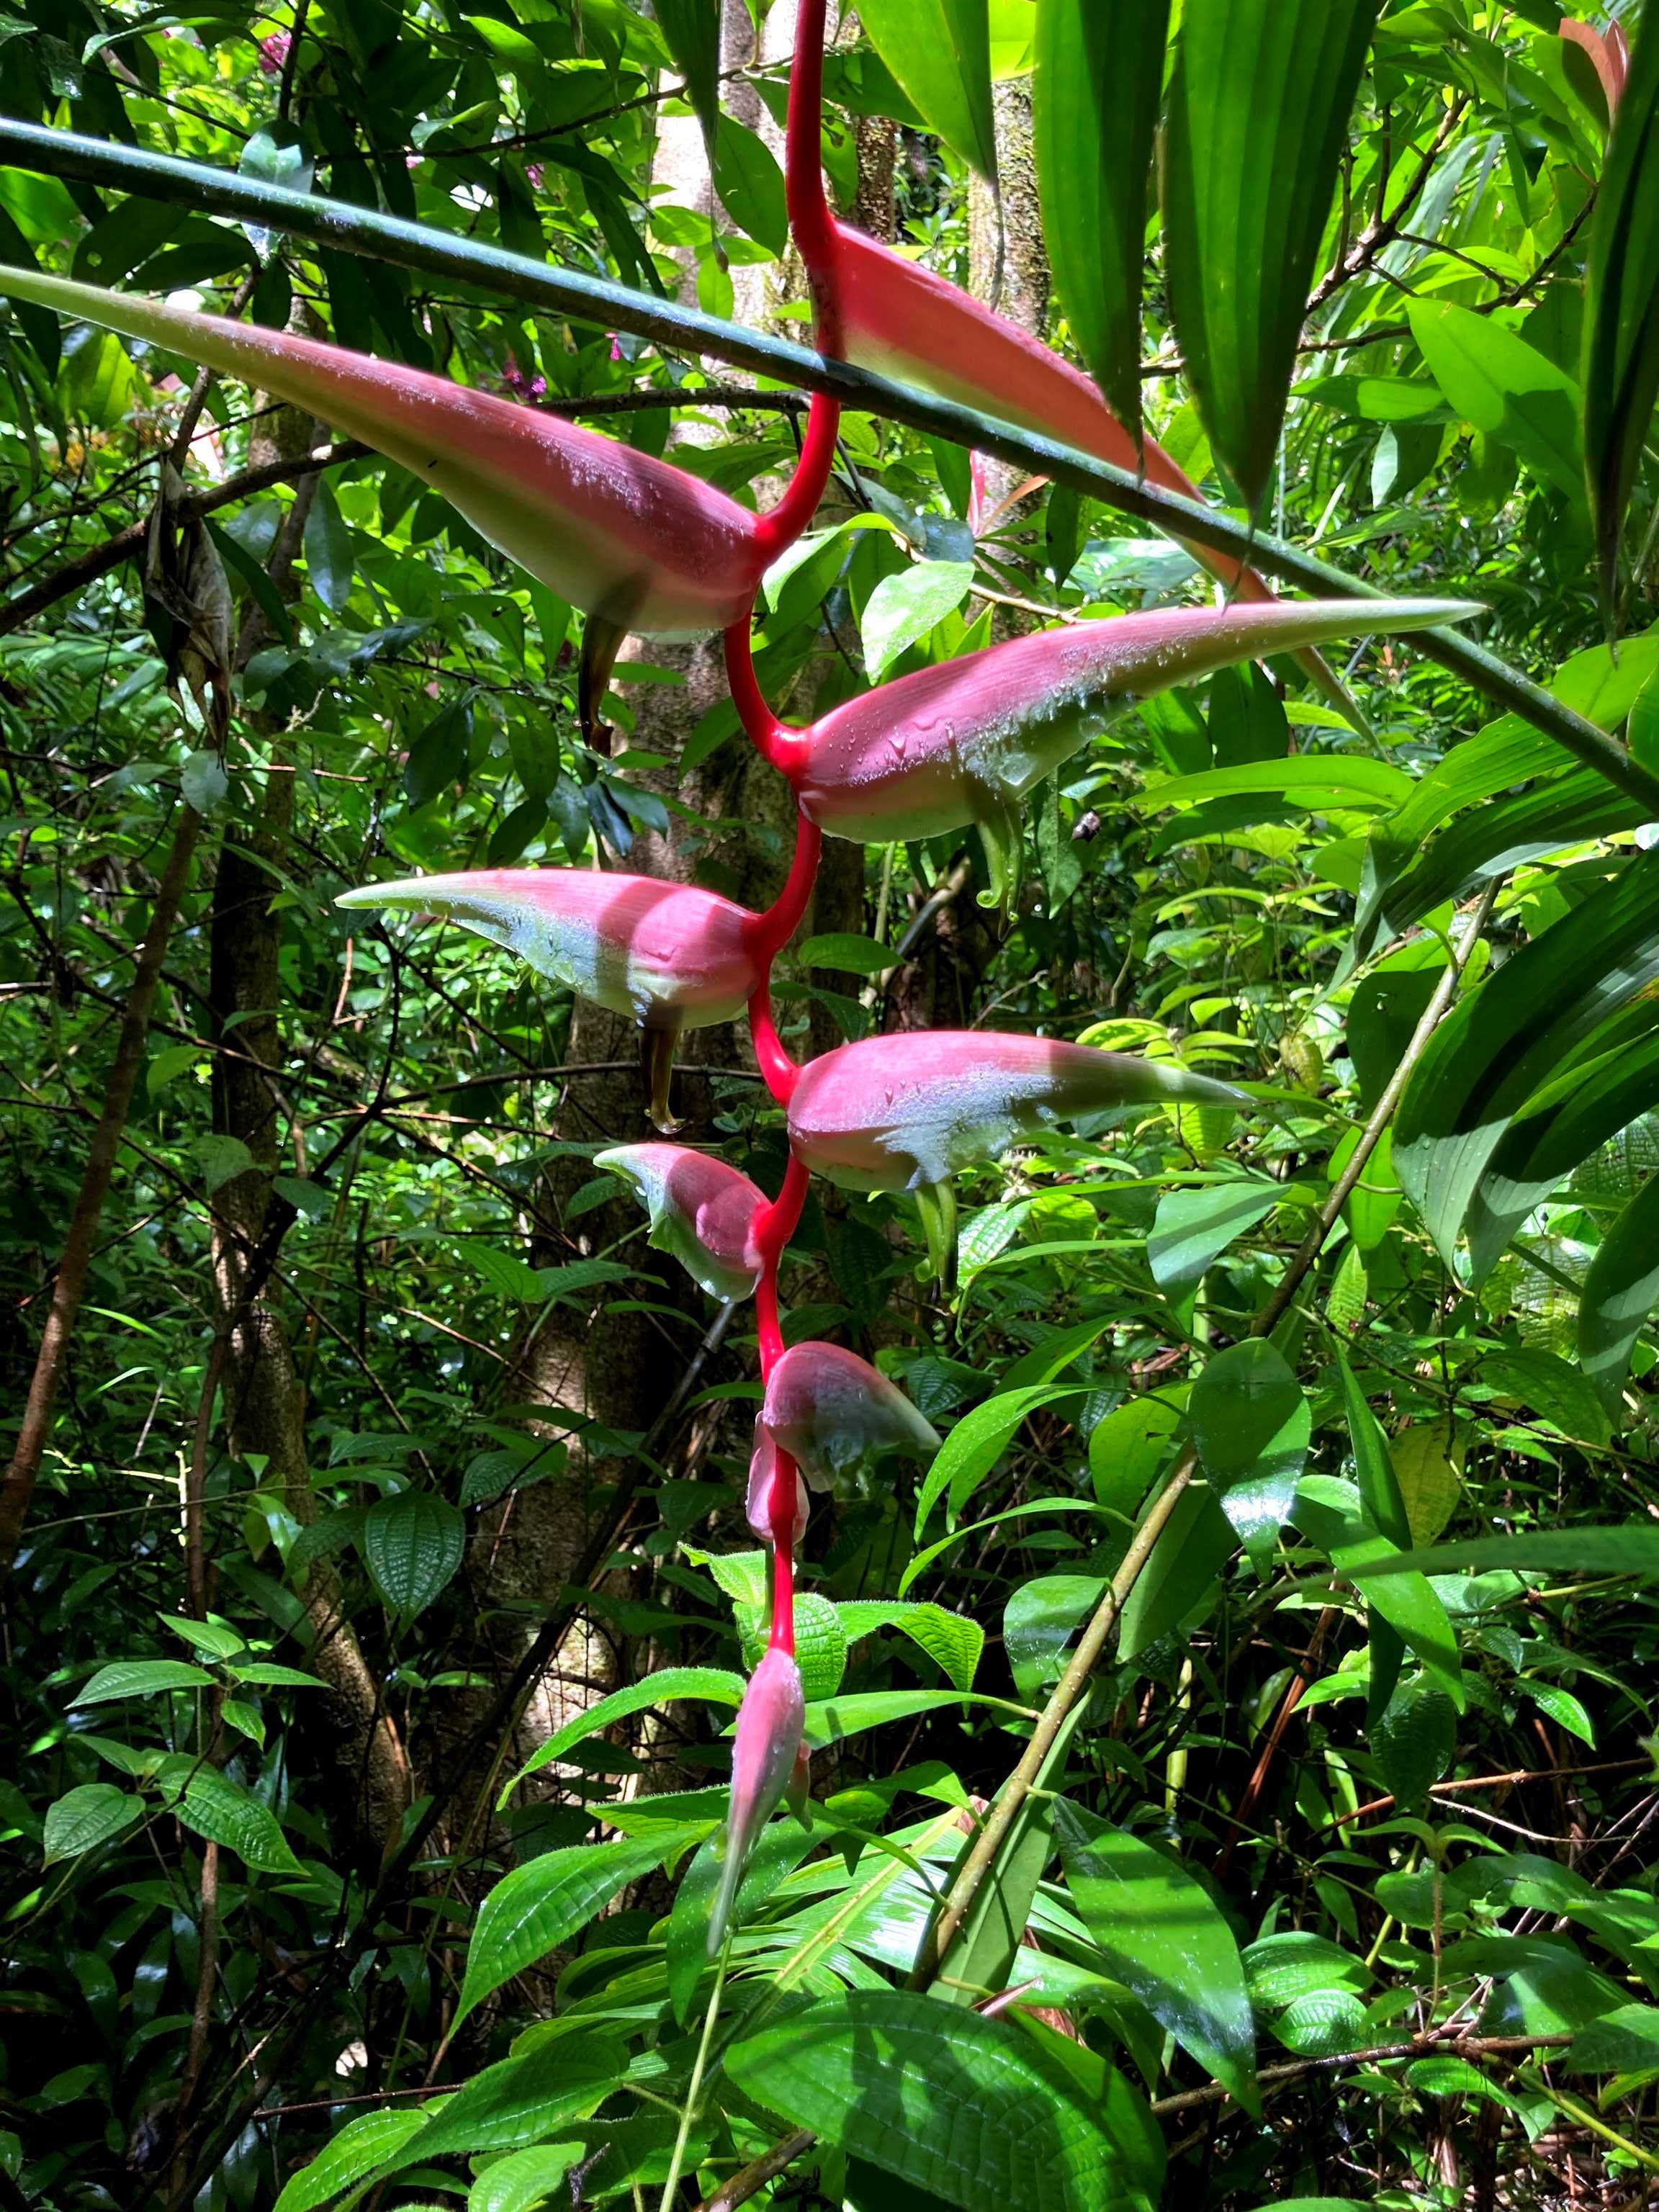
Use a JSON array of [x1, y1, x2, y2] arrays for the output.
[[0, 0, 1476, 1962]]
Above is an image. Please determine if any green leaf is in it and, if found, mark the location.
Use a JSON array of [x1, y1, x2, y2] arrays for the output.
[[712, 115, 788, 256], [274, 2108, 432, 2212], [914, 1383, 1082, 1533], [795, 932, 895, 976], [1348, 1524, 1659, 1581], [362, 1491, 465, 1615], [861, 559, 975, 681], [42, 1784, 140, 1864], [466, 2145, 585, 2212], [1568, 2002, 1659, 2074], [456, 1836, 667, 2028], [725, 1988, 1131, 2211], [1479, 1346, 1612, 1447], [1466, 1013, 1659, 1280], [835, 1600, 984, 1689], [1529, 1681, 1596, 1745], [739, 1591, 848, 1700], [1033, 0, 1169, 450], [354, 2041, 618, 2185], [1580, 1172, 1659, 1414], [168, 1769, 302, 1874], [403, 694, 473, 807], [1089, 1393, 1182, 1519], [1337, 1353, 1410, 1550], [71, 1658, 214, 1704], [1583, 1, 1659, 597], [505, 1666, 746, 1797], [653, 0, 721, 158], [1053, 1799, 1259, 2114], [1116, 1480, 1237, 1660], [1163, 0, 1381, 510], [1389, 1422, 1462, 1548], [1140, 754, 1411, 811], [1148, 1181, 1280, 1303], [856, 0, 997, 180], [1409, 299, 1585, 503], [938, 1696, 1093, 2005], [1191, 1339, 1308, 1565], [1371, 1678, 1457, 1812], [666, 1818, 811, 2022], [1004, 1577, 1105, 1702], [1395, 848, 1659, 1264], [302, 475, 354, 614], [1002, 1315, 1115, 1389], [1208, 662, 1289, 768]]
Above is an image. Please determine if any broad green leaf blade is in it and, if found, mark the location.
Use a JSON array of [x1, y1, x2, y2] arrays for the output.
[[167, 1770, 302, 1873], [1138, 754, 1413, 811], [654, 0, 722, 158], [503, 1666, 745, 1797], [42, 1784, 140, 1863], [1410, 300, 1585, 502], [1348, 1524, 1659, 1579], [725, 1988, 1133, 2211], [273, 2108, 431, 2212], [1053, 1799, 1259, 2114], [1115, 1479, 1236, 1660], [456, 1836, 667, 2028], [71, 1658, 214, 1704], [835, 1599, 985, 1689], [857, 0, 997, 181], [361, 2039, 619, 2181], [1033, 0, 1169, 449], [1465, 1008, 1659, 1281], [1163, 0, 1382, 511], [1190, 1339, 1308, 1566], [1004, 1577, 1106, 1703], [1395, 848, 1659, 1263], [914, 1383, 1082, 1534], [860, 559, 974, 681], [1149, 1181, 1279, 1303], [1583, 0, 1659, 598], [1371, 1677, 1457, 1813], [1338, 1352, 1413, 1722], [465, 2146, 585, 2212], [1581, 1172, 1659, 1413], [362, 1490, 464, 1615]]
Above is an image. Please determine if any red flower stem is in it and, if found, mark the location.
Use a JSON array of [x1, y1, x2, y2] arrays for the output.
[[785, 0, 835, 310], [747, 806, 822, 963], [755, 391, 841, 557], [753, 1151, 809, 1656], [747, 978, 801, 1108], [722, 617, 802, 770]]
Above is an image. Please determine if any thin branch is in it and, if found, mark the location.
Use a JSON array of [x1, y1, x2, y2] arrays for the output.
[[2, 123, 1653, 814]]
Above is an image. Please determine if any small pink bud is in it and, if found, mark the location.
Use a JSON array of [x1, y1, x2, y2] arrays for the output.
[[709, 1645, 805, 1954], [763, 1341, 938, 1494], [256, 30, 290, 75], [787, 1029, 1246, 1195], [596, 1143, 768, 1301], [745, 1419, 809, 1551]]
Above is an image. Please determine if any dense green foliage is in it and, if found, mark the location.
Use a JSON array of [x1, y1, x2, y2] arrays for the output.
[[4, 3, 1659, 2210]]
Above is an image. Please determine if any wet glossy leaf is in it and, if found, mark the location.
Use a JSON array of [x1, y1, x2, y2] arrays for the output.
[[1164, 0, 1382, 510], [855, 0, 997, 179]]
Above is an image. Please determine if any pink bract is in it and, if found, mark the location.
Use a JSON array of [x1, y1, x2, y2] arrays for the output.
[[786, 1030, 1246, 1194], [762, 1341, 939, 1493], [745, 1420, 809, 1551], [336, 868, 762, 1028], [0, 267, 771, 637], [781, 596, 1478, 897], [596, 1143, 768, 1302], [709, 1644, 805, 1955]]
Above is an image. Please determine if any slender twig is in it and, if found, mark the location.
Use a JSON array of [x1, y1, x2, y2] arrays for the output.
[[1, 124, 1654, 814], [658, 1945, 732, 2212], [0, 799, 204, 1569], [1149, 2029, 1574, 2118]]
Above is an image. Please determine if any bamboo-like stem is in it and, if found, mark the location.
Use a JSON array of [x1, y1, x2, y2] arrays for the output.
[[2, 122, 1653, 811], [703, 881, 1502, 2210], [657, 1943, 732, 2212]]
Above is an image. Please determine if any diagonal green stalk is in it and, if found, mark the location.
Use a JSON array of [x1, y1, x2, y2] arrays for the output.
[[659, 1941, 731, 2212], [4, 121, 1658, 815]]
